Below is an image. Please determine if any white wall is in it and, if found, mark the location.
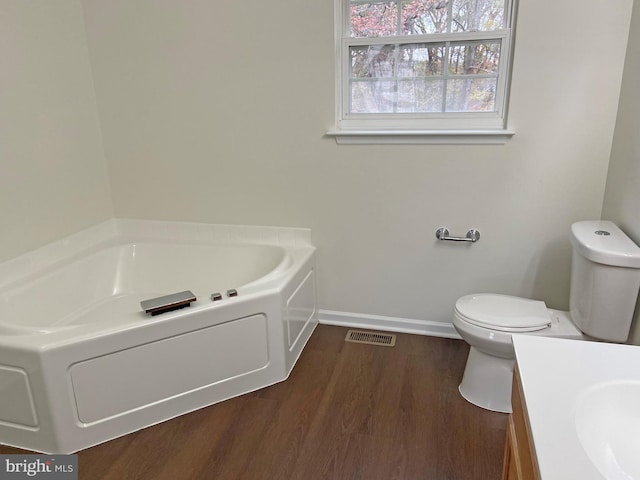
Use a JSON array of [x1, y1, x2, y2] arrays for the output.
[[80, 0, 632, 328], [602, 1, 640, 345], [0, 0, 113, 263]]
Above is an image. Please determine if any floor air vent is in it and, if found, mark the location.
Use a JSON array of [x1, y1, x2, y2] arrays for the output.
[[344, 330, 396, 347]]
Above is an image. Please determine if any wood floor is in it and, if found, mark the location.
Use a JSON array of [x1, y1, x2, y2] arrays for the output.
[[0, 325, 508, 479]]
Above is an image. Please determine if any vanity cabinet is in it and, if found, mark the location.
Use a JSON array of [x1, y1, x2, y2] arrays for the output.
[[501, 365, 540, 480]]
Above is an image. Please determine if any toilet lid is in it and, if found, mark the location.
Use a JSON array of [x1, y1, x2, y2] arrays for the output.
[[455, 294, 551, 332]]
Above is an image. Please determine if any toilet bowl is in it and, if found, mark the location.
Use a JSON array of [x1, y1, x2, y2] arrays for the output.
[[453, 220, 640, 413], [452, 294, 584, 413]]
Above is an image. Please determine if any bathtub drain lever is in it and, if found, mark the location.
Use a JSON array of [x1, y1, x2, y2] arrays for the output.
[[141, 290, 196, 316]]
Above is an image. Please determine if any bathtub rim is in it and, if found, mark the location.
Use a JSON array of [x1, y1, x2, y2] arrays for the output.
[[0, 254, 314, 350], [0, 223, 315, 349], [0, 218, 312, 292]]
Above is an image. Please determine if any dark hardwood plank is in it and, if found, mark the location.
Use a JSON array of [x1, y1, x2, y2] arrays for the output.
[[0, 325, 508, 480]]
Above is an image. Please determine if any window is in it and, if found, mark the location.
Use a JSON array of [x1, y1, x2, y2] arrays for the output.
[[331, 0, 517, 142]]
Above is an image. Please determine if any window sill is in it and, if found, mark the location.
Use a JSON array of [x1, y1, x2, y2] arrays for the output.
[[325, 129, 515, 145]]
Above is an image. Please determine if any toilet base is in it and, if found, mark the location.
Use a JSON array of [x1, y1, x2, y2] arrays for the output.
[[459, 347, 514, 413]]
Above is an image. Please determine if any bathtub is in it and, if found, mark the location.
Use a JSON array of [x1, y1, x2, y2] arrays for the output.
[[0, 219, 317, 454]]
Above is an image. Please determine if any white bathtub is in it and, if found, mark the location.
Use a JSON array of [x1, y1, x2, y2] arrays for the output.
[[0, 220, 317, 453]]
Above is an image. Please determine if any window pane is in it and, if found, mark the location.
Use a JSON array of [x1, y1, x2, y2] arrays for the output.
[[451, 0, 505, 32], [445, 77, 497, 112], [447, 41, 501, 75], [350, 2, 398, 37], [349, 41, 502, 114], [398, 79, 443, 112], [401, 0, 448, 35], [351, 80, 397, 113], [351, 0, 506, 37], [350, 45, 396, 78], [398, 43, 444, 76]]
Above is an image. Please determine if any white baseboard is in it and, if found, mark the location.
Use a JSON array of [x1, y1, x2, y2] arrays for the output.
[[318, 309, 461, 340]]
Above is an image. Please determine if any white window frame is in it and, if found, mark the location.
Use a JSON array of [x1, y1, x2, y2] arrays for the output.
[[328, 0, 517, 144]]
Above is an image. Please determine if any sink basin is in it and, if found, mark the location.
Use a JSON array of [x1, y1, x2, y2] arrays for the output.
[[575, 381, 640, 480]]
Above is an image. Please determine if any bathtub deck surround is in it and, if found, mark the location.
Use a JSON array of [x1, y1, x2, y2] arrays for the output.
[[0, 219, 317, 454]]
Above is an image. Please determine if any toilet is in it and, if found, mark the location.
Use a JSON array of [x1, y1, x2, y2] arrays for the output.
[[453, 220, 640, 413]]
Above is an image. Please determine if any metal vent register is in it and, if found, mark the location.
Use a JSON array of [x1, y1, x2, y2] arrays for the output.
[[345, 330, 396, 347]]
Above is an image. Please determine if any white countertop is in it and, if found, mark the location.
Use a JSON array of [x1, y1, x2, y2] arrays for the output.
[[512, 335, 640, 480]]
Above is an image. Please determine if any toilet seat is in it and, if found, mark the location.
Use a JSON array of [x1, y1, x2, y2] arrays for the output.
[[455, 294, 551, 333]]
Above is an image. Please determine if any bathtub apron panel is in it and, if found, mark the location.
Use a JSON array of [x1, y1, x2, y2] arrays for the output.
[[0, 220, 317, 453]]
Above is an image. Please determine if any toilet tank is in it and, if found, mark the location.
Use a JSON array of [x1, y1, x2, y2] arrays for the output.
[[570, 220, 640, 342]]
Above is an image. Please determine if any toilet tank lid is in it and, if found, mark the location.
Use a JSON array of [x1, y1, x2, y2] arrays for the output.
[[571, 221, 640, 268]]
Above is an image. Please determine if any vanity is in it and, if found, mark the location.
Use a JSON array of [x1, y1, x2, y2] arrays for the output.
[[502, 363, 539, 480], [502, 335, 640, 480]]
